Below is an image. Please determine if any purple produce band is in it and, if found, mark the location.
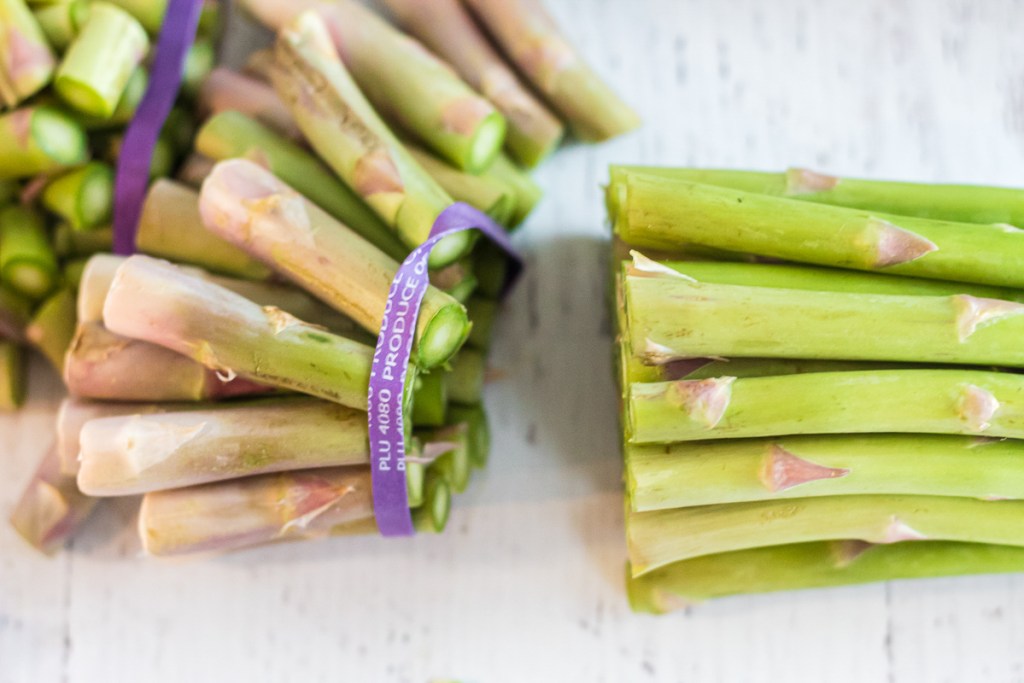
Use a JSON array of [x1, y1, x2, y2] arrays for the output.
[[112, 0, 203, 255], [369, 203, 523, 536]]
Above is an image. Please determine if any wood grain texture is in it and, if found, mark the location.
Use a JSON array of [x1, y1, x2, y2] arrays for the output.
[[5, 0, 1024, 680]]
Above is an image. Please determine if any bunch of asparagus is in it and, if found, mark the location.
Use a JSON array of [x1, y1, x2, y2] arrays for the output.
[[0, 0, 217, 412], [12, 0, 635, 556], [609, 166, 1024, 612]]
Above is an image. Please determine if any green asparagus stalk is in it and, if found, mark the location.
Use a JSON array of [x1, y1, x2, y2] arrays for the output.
[[270, 11, 474, 268], [57, 398, 177, 475], [465, 296, 497, 350], [449, 405, 490, 468], [199, 159, 471, 369], [69, 67, 146, 130], [0, 0, 55, 106], [380, 0, 564, 167], [425, 422, 472, 493], [138, 467, 376, 557], [331, 471, 451, 536], [136, 179, 272, 280], [412, 371, 448, 427], [407, 145, 515, 225], [101, 0, 165, 34], [64, 322, 273, 402], [0, 106, 88, 179], [25, 287, 74, 370], [40, 161, 114, 230], [32, 0, 89, 52], [628, 369, 1024, 444], [180, 37, 213, 100], [195, 111, 408, 261], [627, 434, 1024, 511], [627, 541, 1024, 613], [0, 284, 31, 341], [613, 166, 1024, 226], [614, 172, 1024, 288], [0, 205, 57, 299], [62, 257, 87, 288], [52, 222, 112, 257], [197, 67, 303, 141], [446, 349, 485, 405], [624, 266, 1024, 367], [405, 459, 426, 508], [102, 255, 397, 411], [77, 397, 376, 496], [627, 494, 1024, 576], [10, 448, 98, 554], [162, 105, 195, 153], [0, 339, 24, 410], [462, 0, 639, 142], [54, 2, 148, 118], [483, 153, 543, 229]]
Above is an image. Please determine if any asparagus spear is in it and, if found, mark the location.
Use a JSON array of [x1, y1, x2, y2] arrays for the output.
[[614, 172, 1024, 287], [40, 161, 114, 230], [449, 405, 490, 468], [180, 37, 213, 100], [484, 153, 542, 229], [613, 166, 1024, 226], [64, 322, 273, 402], [0, 106, 88, 179], [627, 434, 1024, 511], [199, 159, 471, 369], [412, 371, 448, 427], [465, 296, 497, 350], [25, 287, 75, 371], [197, 67, 302, 141], [0, 0, 55, 106], [270, 11, 474, 268], [426, 422, 472, 493], [32, 0, 89, 52], [628, 494, 1024, 576], [136, 179, 272, 280], [54, 2, 148, 118], [473, 240, 511, 299], [195, 111, 408, 261], [0, 339, 24, 409], [380, 0, 564, 167], [102, 255, 398, 411], [0, 284, 31, 342], [462, 0, 639, 142], [77, 397, 375, 495], [68, 67, 146, 130], [0, 205, 57, 299], [10, 448, 98, 554], [624, 267, 1024, 368], [446, 349, 485, 405], [407, 145, 515, 226], [629, 369, 1024, 444], [331, 468, 452, 536], [627, 541, 1024, 612]]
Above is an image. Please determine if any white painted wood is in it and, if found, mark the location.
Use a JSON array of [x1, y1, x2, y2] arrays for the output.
[[5, 0, 1024, 680]]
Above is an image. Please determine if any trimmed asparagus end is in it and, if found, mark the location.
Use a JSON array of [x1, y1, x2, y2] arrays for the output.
[[466, 111, 507, 174], [10, 449, 98, 555], [418, 302, 471, 370]]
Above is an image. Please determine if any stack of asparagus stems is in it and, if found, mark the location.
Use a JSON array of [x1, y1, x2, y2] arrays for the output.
[[10, 0, 637, 555], [609, 166, 1024, 612]]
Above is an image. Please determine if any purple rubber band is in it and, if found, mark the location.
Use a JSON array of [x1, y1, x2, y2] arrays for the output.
[[368, 203, 523, 536], [112, 0, 203, 255]]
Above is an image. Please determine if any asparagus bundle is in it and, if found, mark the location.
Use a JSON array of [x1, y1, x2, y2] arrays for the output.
[[609, 166, 1024, 609]]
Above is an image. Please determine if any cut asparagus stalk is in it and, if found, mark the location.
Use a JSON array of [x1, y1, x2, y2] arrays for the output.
[[138, 467, 375, 557], [70, 67, 146, 130], [197, 67, 303, 141], [407, 145, 515, 225], [25, 287, 75, 371], [199, 159, 470, 369], [405, 460, 426, 508], [425, 423, 472, 493], [10, 448, 98, 554], [449, 405, 490, 468], [613, 166, 1024, 227], [271, 11, 474, 268], [0, 339, 25, 410], [0, 284, 31, 342], [78, 397, 376, 496], [32, 0, 89, 52], [627, 434, 1024, 511], [0, 205, 57, 299], [57, 398, 178, 475], [412, 371, 448, 427], [629, 369, 1024, 444], [0, 0, 55, 106], [103, 255, 393, 410], [463, 0, 639, 142], [484, 153, 542, 229], [174, 152, 215, 188], [465, 296, 497, 350], [64, 321, 273, 402], [334, 469, 452, 536], [446, 349, 485, 405], [53, 222, 112, 257], [624, 269, 1024, 367], [627, 541, 1024, 612], [628, 494, 1024, 576], [40, 161, 114, 230], [380, 0, 563, 167], [54, 2, 148, 118], [614, 172, 1024, 288], [0, 106, 88, 179], [195, 111, 408, 261], [136, 179, 272, 280]]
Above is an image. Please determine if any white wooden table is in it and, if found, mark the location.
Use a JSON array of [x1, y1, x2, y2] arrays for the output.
[[5, 1, 1024, 680]]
